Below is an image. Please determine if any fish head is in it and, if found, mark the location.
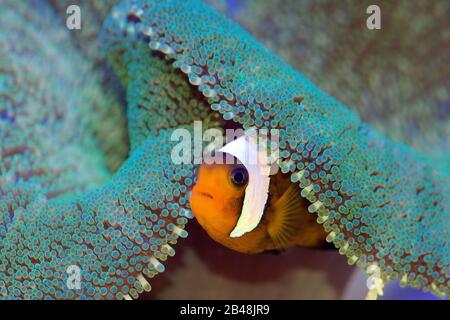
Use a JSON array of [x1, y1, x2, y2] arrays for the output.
[[190, 162, 247, 235], [190, 161, 272, 253]]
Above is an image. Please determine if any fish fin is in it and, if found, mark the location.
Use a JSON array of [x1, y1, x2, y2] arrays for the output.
[[267, 183, 305, 249]]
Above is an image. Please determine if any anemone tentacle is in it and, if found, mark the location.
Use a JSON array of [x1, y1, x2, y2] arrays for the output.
[[0, 0, 193, 299]]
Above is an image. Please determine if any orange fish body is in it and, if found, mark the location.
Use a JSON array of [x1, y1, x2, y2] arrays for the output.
[[190, 162, 328, 254]]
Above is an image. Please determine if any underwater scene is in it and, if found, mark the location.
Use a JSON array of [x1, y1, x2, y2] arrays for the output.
[[0, 0, 449, 302]]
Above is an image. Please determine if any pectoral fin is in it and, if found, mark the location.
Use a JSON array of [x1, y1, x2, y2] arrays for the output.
[[267, 183, 305, 248], [267, 181, 328, 249]]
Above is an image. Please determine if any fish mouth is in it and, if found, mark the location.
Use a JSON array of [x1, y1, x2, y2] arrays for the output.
[[190, 188, 214, 201], [197, 191, 214, 200], [191, 183, 217, 201]]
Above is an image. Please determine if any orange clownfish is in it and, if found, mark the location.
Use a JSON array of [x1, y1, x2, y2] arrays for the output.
[[189, 136, 328, 254]]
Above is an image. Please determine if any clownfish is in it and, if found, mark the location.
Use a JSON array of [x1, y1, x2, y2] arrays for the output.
[[189, 135, 329, 254]]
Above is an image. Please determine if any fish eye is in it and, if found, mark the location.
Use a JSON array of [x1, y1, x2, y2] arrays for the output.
[[230, 166, 248, 187]]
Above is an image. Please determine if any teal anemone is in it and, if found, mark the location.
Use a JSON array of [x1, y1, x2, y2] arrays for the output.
[[0, 0, 448, 299]]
